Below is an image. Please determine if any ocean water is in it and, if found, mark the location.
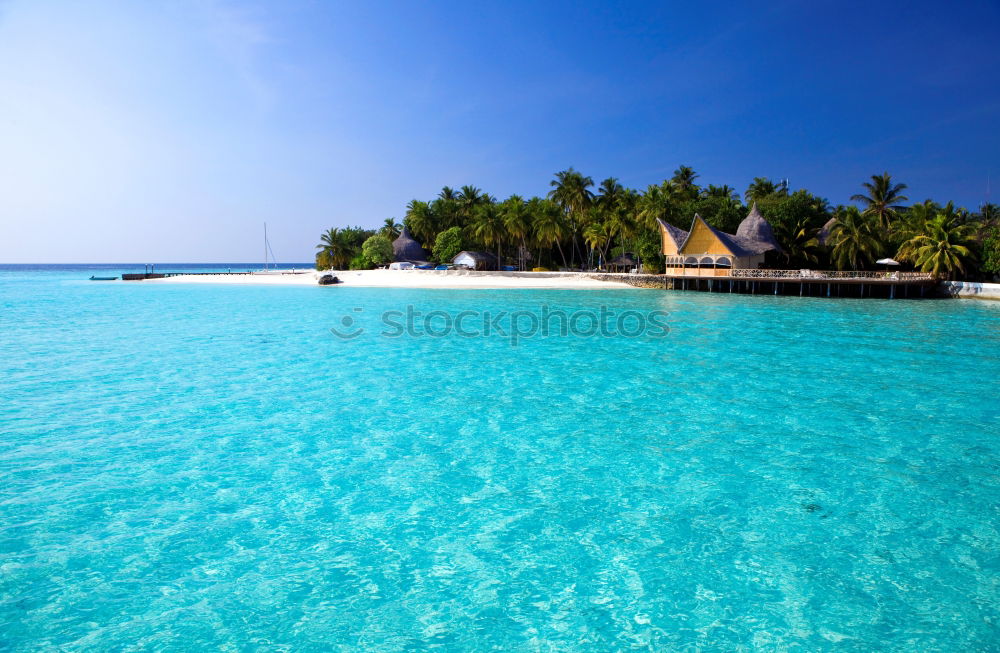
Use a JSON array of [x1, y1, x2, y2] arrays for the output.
[[2, 266, 1000, 651]]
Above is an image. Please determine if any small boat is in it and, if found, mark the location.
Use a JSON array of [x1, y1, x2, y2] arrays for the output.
[[89, 275, 118, 281]]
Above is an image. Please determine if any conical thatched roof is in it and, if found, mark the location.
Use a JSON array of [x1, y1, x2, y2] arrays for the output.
[[733, 202, 783, 255], [392, 226, 429, 262]]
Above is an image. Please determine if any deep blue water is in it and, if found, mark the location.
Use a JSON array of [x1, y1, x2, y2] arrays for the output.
[[2, 266, 1000, 651]]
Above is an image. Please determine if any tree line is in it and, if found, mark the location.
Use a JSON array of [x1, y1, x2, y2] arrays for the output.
[[316, 167, 1000, 280]]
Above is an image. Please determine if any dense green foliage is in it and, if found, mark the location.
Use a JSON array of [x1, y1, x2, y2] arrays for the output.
[[431, 227, 464, 264], [828, 207, 883, 271], [316, 226, 376, 270], [983, 228, 1000, 275], [314, 168, 997, 280], [360, 235, 393, 267]]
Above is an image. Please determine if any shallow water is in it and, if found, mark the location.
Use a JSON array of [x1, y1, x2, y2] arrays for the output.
[[2, 266, 1000, 650]]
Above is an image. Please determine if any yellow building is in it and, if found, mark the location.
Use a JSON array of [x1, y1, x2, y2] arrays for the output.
[[657, 203, 783, 275]]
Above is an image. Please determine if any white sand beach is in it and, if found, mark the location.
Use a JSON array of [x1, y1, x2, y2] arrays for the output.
[[148, 269, 637, 289]]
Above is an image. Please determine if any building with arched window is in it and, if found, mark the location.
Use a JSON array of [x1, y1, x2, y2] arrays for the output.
[[657, 203, 783, 275]]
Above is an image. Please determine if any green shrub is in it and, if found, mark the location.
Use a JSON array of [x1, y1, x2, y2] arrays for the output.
[[432, 227, 464, 264], [361, 235, 393, 266], [348, 253, 370, 270], [983, 227, 1000, 276]]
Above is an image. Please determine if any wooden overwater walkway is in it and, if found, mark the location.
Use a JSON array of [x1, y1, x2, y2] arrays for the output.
[[122, 272, 256, 280], [606, 269, 938, 299]]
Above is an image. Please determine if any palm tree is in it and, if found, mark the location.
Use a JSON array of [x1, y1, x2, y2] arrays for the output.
[[745, 177, 788, 203], [705, 184, 739, 201], [439, 186, 459, 201], [980, 203, 999, 225], [317, 228, 350, 269], [608, 193, 637, 243], [583, 221, 612, 268], [531, 197, 569, 268], [896, 211, 978, 280], [404, 200, 437, 245], [828, 207, 883, 270], [635, 182, 675, 230], [548, 169, 594, 212], [380, 218, 401, 239], [501, 195, 531, 270], [592, 178, 629, 267], [457, 185, 488, 222], [471, 203, 505, 270], [775, 218, 821, 267], [596, 177, 625, 210], [548, 168, 594, 267], [851, 172, 908, 230], [671, 165, 699, 196]]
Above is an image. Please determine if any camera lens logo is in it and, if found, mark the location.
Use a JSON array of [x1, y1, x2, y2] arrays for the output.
[[330, 308, 364, 340]]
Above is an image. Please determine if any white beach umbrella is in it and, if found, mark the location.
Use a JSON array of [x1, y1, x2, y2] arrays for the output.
[[876, 258, 900, 277]]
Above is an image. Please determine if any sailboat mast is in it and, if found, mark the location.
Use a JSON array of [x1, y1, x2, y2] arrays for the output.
[[264, 222, 268, 271]]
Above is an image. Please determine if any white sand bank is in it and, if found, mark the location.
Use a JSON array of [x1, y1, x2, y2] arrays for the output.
[[148, 269, 634, 289]]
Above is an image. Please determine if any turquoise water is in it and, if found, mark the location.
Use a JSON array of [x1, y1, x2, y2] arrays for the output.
[[2, 267, 1000, 651]]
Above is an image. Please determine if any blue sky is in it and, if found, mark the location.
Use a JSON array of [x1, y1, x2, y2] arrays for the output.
[[1, 0, 998, 263]]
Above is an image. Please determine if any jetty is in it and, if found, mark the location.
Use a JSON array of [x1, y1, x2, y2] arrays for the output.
[[122, 272, 252, 280], [651, 269, 935, 298], [121, 271, 308, 280]]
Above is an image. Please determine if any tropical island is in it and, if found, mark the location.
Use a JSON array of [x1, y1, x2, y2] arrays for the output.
[[316, 167, 1000, 283]]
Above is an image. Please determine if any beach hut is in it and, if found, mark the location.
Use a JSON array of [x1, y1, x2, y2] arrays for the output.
[[453, 251, 499, 271], [392, 226, 430, 263], [607, 253, 638, 272], [657, 203, 783, 274]]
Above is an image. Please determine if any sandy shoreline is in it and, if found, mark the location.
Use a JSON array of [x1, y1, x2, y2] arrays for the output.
[[146, 269, 636, 289]]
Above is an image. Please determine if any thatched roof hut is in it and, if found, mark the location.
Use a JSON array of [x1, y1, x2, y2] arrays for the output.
[[659, 204, 783, 269], [453, 251, 499, 271], [733, 203, 784, 255], [392, 226, 429, 262], [607, 253, 638, 271], [608, 253, 637, 266]]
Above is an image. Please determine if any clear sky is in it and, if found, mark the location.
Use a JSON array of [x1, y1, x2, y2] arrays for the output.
[[1, 0, 998, 263]]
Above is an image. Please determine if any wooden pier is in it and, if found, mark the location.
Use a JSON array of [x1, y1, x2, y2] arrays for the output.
[[122, 271, 255, 280], [660, 269, 937, 299]]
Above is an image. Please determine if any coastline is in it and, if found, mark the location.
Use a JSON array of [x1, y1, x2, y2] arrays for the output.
[[145, 268, 639, 289], [139, 269, 1000, 298]]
